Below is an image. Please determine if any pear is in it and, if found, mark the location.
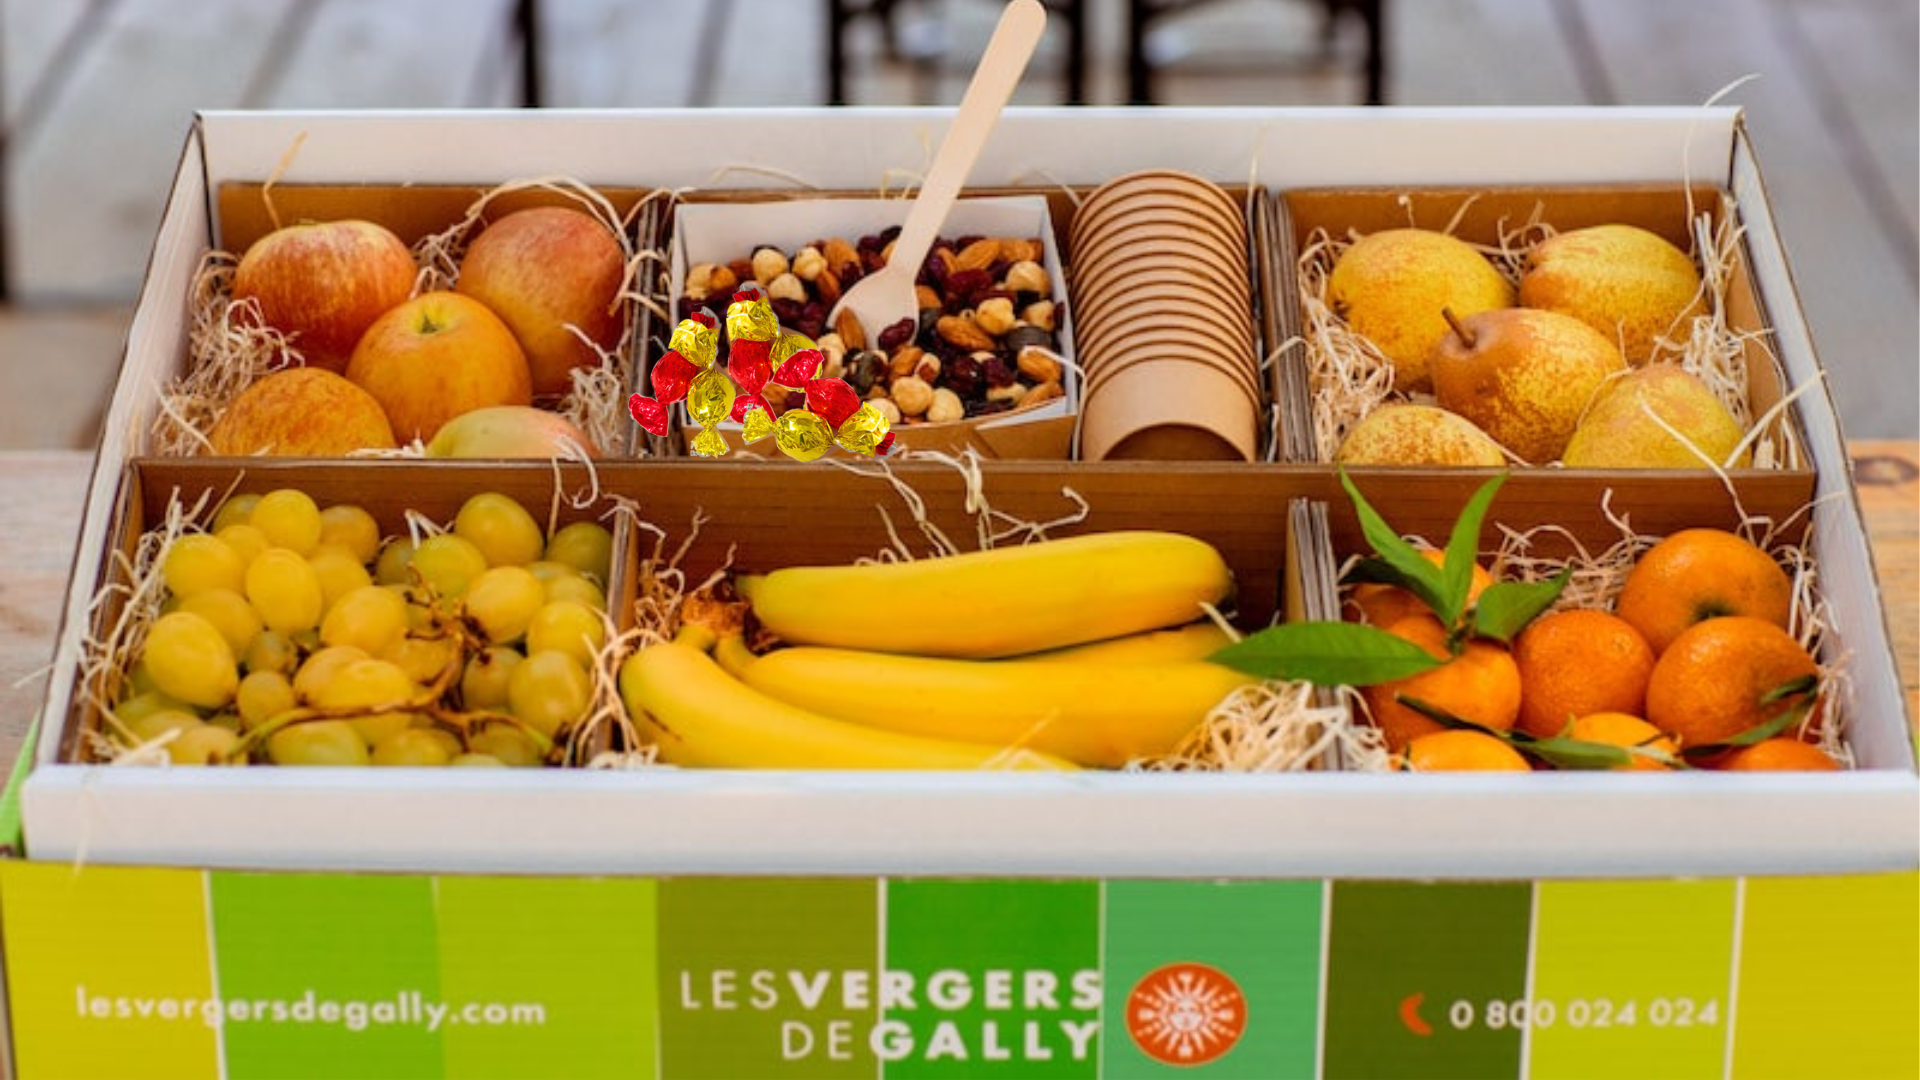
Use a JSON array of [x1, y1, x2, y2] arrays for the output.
[[1334, 403, 1509, 467], [1327, 228, 1514, 394], [1430, 307, 1627, 465], [1520, 224, 1706, 366], [1562, 364, 1751, 469]]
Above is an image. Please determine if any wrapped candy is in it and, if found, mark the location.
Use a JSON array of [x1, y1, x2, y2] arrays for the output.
[[685, 367, 736, 458], [741, 405, 777, 445], [730, 392, 772, 425], [668, 310, 721, 368], [650, 349, 699, 405], [724, 286, 779, 394], [875, 431, 897, 456], [833, 401, 892, 456], [770, 341, 824, 389], [628, 394, 669, 438], [804, 377, 862, 429], [773, 409, 835, 463]]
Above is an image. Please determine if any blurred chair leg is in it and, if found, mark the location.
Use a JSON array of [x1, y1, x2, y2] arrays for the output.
[[516, 0, 543, 107], [1358, 0, 1385, 104], [1060, 0, 1088, 104], [1126, 0, 1153, 104]]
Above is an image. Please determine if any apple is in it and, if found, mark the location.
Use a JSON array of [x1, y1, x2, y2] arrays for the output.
[[207, 367, 397, 456], [455, 206, 627, 399], [425, 405, 603, 459], [230, 219, 418, 373], [344, 291, 533, 443]]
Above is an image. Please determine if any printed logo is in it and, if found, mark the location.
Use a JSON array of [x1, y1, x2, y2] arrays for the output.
[[1125, 962, 1247, 1066]]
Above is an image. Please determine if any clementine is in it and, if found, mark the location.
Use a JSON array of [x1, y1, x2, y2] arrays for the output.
[[1399, 729, 1531, 772], [1644, 615, 1820, 750], [1565, 711, 1678, 771], [1512, 608, 1655, 738], [1346, 548, 1494, 628], [1711, 737, 1841, 772], [1361, 613, 1522, 752], [1615, 528, 1793, 655]]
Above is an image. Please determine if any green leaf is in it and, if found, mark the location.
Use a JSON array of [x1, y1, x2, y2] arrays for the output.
[[1392, 693, 1501, 736], [1209, 622, 1445, 687], [1516, 734, 1639, 770], [1441, 473, 1508, 622], [1470, 569, 1574, 645], [1339, 470, 1453, 622], [1680, 681, 1820, 759]]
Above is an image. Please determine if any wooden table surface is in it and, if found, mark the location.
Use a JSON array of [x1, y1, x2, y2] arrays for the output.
[[2, 445, 1915, 771]]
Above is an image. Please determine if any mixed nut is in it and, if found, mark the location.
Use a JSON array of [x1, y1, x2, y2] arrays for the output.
[[677, 226, 1069, 425]]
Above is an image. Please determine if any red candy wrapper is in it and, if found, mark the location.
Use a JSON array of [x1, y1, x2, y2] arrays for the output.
[[727, 340, 773, 396], [770, 347, 824, 389], [730, 392, 772, 424], [875, 431, 896, 457], [805, 377, 862, 429], [650, 349, 699, 405], [628, 394, 669, 437]]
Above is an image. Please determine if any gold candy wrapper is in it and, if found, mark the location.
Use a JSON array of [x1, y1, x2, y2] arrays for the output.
[[834, 402, 892, 456], [667, 313, 720, 369], [774, 410, 835, 462], [725, 292, 779, 344], [686, 367, 737, 458]]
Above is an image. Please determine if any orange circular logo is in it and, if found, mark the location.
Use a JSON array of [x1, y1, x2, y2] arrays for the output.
[[1125, 962, 1248, 1066]]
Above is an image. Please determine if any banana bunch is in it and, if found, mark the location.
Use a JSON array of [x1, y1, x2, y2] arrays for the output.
[[618, 532, 1249, 770]]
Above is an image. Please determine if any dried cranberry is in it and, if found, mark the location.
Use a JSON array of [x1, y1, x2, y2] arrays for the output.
[[861, 247, 887, 273], [771, 297, 805, 326], [857, 233, 884, 254], [878, 225, 902, 246], [945, 268, 992, 300], [981, 357, 1016, 390], [954, 235, 984, 250], [945, 354, 984, 398], [877, 318, 917, 352], [795, 302, 828, 342], [923, 251, 951, 287]]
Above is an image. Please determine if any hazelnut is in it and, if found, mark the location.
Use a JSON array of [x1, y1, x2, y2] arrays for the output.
[[870, 398, 903, 426], [686, 263, 723, 301], [791, 245, 826, 282], [891, 376, 936, 417], [987, 383, 1028, 405], [767, 272, 807, 304], [927, 388, 966, 424], [974, 297, 1018, 337], [913, 356, 942, 383], [751, 246, 789, 284], [1016, 346, 1062, 384], [815, 331, 847, 367], [1003, 260, 1050, 295], [1020, 300, 1056, 332]]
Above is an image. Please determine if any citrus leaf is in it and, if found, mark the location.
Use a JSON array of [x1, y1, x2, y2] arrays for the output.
[[1680, 686, 1819, 759], [1441, 473, 1508, 623], [1209, 622, 1445, 687], [1339, 470, 1453, 622], [1516, 734, 1640, 771], [1470, 569, 1573, 645], [1393, 693, 1501, 736]]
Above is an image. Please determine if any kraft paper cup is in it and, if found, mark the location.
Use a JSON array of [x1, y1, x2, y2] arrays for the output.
[[1079, 358, 1259, 462], [1081, 337, 1262, 412], [1073, 281, 1256, 361]]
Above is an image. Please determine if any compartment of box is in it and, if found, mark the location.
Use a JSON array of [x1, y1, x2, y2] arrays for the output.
[[1273, 183, 1811, 486], [148, 179, 663, 459], [58, 457, 631, 769]]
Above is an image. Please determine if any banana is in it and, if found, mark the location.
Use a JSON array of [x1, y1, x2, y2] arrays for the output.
[[714, 634, 1254, 768], [1020, 621, 1234, 665], [618, 628, 1077, 771], [736, 531, 1234, 659]]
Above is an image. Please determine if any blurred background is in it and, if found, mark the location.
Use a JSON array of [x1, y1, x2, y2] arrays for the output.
[[0, 0, 1913, 447]]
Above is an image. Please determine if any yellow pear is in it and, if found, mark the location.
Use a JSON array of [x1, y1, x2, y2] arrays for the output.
[[1562, 364, 1751, 469], [1327, 228, 1514, 394], [1334, 403, 1509, 467], [1430, 307, 1627, 464], [1520, 224, 1706, 365]]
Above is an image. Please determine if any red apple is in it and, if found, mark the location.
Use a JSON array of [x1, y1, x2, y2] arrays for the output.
[[230, 219, 418, 373], [207, 367, 397, 456], [344, 291, 533, 443], [455, 206, 627, 399]]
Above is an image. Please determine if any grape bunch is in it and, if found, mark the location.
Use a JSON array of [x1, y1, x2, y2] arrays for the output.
[[112, 488, 614, 767]]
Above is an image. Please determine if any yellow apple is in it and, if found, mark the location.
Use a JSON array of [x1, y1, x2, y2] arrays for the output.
[[425, 405, 603, 459], [455, 206, 627, 399], [1430, 307, 1627, 464], [230, 219, 418, 373], [344, 291, 533, 443], [1327, 228, 1514, 394], [207, 367, 397, 456]]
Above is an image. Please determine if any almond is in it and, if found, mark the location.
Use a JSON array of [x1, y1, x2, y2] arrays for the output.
[[953, 238, 1001, 273], [834, 307, 868, 351], [814, 267, 843, 306], [914, 284, 943, 311], [1016, 346, 1061, 384], [1024, 380, 1063, 406], [936, 315, 995, 352], [823, 237, 861, 278]]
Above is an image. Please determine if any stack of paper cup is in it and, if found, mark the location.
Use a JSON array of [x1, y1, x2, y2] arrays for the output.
[[1070, 170, 1260, 461]]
